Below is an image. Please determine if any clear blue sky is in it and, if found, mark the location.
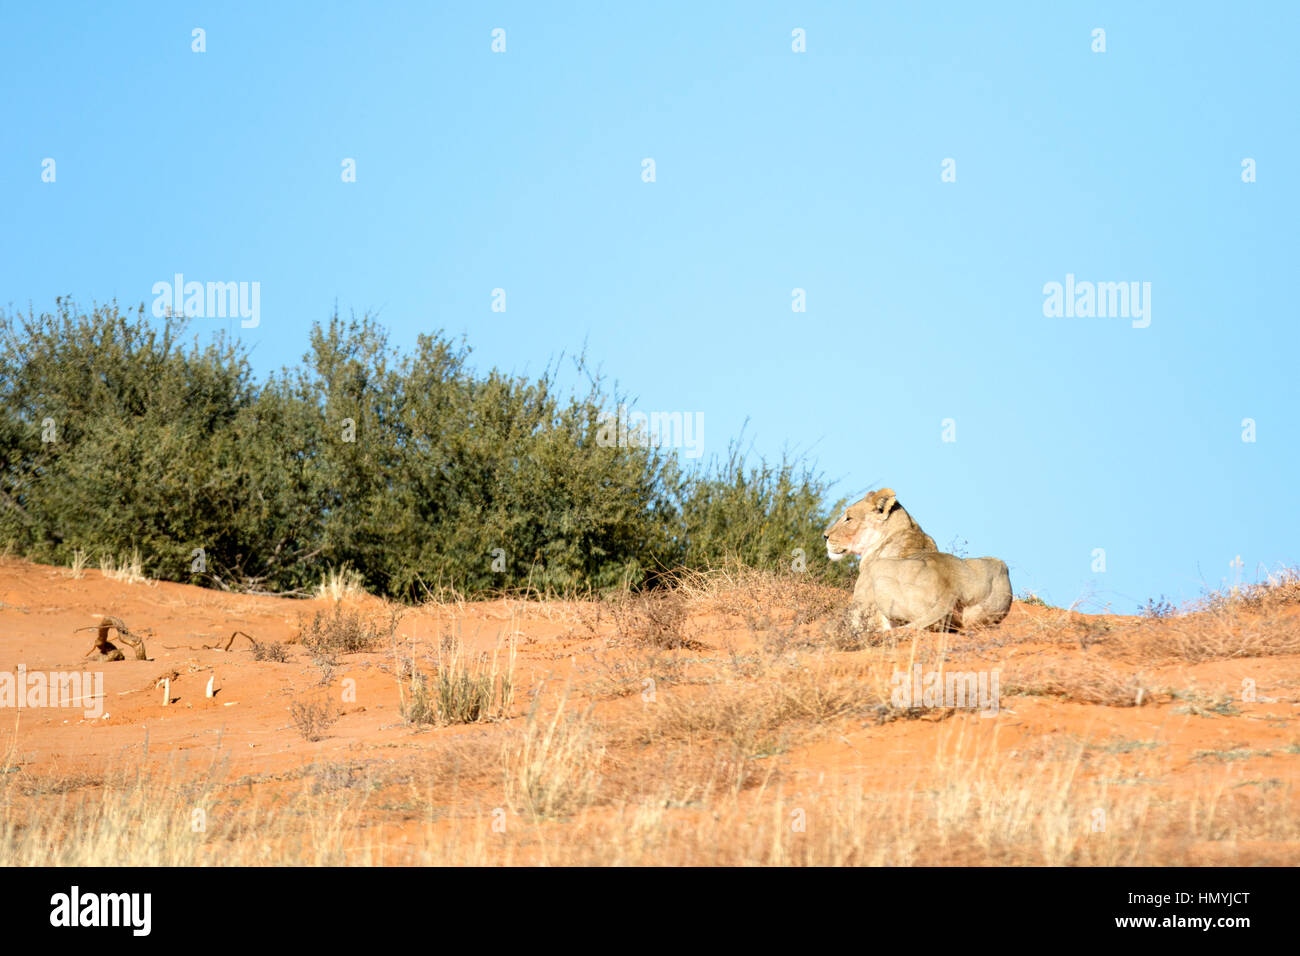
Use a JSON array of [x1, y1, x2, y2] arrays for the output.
[[2, 2, 1295, 611]]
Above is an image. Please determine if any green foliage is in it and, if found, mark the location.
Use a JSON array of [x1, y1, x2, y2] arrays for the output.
[[0, 299, 852, 597], [680, 442, 853, 584]]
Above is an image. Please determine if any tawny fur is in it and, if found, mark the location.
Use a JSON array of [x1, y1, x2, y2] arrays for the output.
[[824, 488, 1011, 633]]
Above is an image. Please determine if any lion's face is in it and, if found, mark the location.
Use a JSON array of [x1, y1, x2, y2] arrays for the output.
[[823, 488, 898, 561]]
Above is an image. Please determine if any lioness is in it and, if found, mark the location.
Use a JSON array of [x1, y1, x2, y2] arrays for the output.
[[824, 488, 1011, 632]]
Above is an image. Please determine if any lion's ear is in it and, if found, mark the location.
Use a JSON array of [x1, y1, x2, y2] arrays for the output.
[[875, 489, 896, 516]]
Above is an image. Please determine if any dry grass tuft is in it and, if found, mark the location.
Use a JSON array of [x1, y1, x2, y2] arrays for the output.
[[1201, 567, 1300, 614], [822, 606, 872, 650], [999, 576, 1300, 665], [609, 590, 698, 649], [66, 548, 88, 579], [400, 631, 515, 725], [99, 548, 150, 585], [1002, 654, 1153, 707], [639, 652, 905, 762], [315, 565, 367, 601], [584, 643, 690, 699], [671, 564, 847, 627], [1118, 613, 1300, 664], [503, 691, 605, 819]]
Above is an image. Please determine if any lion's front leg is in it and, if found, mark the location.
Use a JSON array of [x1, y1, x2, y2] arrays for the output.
[[849, 602, 888, 633], [850, 569, 892, 633]]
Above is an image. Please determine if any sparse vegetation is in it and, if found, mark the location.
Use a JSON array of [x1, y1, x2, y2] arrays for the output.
[[671, 563, 848, 628], [0, 552, 1294, 865], [310, 761, 375, 794], [400, 633, 515, 726], [1097, 737, 1163, 755], [1193, 748, 1268, 762], [300, 603, 400, 662], [315, 565, 366, 601], [289, 696, 338, 741], [609, 589, 695, 649], [67, 548, 87, 579], [250, 638, 289, 663], [504, 693, 605, 820], [1170, 691, 1241, 718], [1141, 595, 1177, 620], [99, 548, 149, 585], [822, 605, 876, 650], [1002, 656, 1153, 707], [1201, 567, 1300, 614], [4, 706, 1298, 865]]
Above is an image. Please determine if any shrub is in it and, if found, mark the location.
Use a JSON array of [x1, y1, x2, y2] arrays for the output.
[[610, 590, 695, 649], [299, 604, 399, 661], [0, 300, 850, 598], [250, 639, 289, 663], [679, 441, 855, 586], [289, 696, 338, 741]]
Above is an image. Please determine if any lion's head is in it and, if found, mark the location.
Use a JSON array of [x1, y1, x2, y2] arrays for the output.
[[823, 488, 936, 561]]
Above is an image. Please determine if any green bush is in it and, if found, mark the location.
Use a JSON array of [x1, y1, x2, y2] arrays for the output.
[[0, 299, 853, 597], [680, 441, 849, 581]]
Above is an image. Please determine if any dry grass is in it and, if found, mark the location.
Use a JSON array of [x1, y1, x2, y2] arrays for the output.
[[299, 603, 401, 661], [627, 638, 946, 768], [315, 565, 367, 601], [609, 590, 697, 649], [400, 630, 516, 726], [250, 637, 289, 662], [503, 691, 605, 820], [1201, 567, 1300, 614], [671, 564, 847, 627], [65, 547, 88, 579], [0, 753, 377, 865], [643, 662, 879, 756], [3, 715, 1296, 865], [3, 563, 1299, 865], [1002, 655, 1154, 707], [968, 572, 1300, 673], [99, 547, 150, 585], [1001, 571, 1300, 667], [584, 642, 691, 699], [1114, 610, 1300, 664]]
